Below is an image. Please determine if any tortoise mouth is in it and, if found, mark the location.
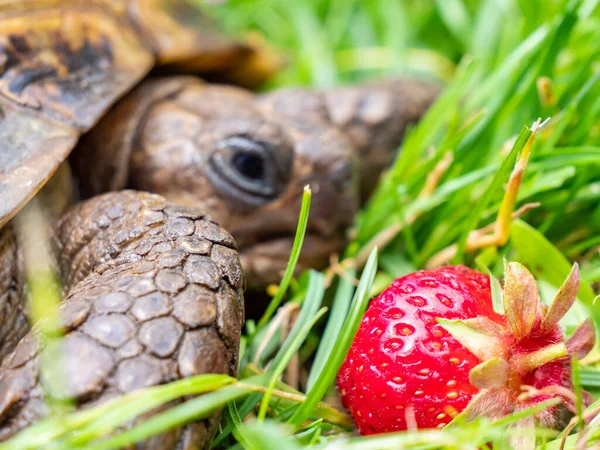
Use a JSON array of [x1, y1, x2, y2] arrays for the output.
[[238, 231, 346, 288], [239, 230, 343, 258], [230, 189, 355, 288], [235, 215, 344, 252]]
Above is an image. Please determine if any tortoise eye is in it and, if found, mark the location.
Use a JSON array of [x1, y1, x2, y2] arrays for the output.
[[207, 136, 286, 206]]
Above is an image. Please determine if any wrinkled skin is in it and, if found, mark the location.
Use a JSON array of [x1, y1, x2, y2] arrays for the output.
[[0, 191, 244, 448], [72, 76, 439, 288]]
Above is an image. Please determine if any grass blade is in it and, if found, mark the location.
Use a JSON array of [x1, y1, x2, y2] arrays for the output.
[[256, 186, 312, 333], [451, 124, 532, 263], [0, 375, 236, 450], [257, 306, 328, 420], [306, 268, 356, 391], [268, 271, 326, 373], [288, 248, 378, 427], [85, 384, 256, 450]]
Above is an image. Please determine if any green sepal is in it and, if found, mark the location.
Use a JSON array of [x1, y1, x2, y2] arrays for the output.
[[542, 263, 579, 332], [475, 259, 504, 315], [469, 357, 509, 389], [437, 317, 507, 361], [503, 262, 539, 340], [490, 272, 504, 315]]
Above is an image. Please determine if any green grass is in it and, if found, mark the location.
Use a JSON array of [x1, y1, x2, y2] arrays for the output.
[[3, 0, 600, 448]]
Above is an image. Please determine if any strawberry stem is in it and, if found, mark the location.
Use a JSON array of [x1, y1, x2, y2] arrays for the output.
[[511, 343, 568, 374]]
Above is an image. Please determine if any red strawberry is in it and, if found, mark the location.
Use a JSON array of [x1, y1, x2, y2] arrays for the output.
[[337, 263, 595, 436]]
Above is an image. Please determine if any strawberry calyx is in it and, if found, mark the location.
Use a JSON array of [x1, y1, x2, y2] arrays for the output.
[[438, 262, 596, 429]]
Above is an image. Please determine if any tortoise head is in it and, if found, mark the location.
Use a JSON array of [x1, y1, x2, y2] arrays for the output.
[[73, 77, 359, 288]]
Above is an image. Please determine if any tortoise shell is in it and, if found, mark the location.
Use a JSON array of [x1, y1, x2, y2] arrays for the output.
[[0, 0, 274, 229]]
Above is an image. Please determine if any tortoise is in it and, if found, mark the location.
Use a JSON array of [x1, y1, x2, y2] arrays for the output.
[[0, 1, 439, 447]]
